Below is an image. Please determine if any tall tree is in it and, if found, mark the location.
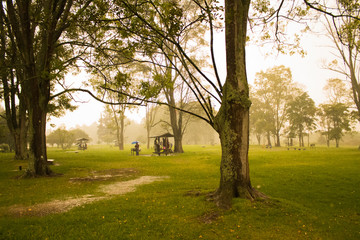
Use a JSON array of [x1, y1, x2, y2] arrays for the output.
[[92, 71, 135, 150], [144, 104, 159, 149], [321, 1, 360, 121], [249, 93, 274, 146], [318, 103, 351, 148], [135, 0, 209, 153], [254, 65, 299, 147], [286, 92, 317, 147], [4, 0, 103, 176], [0, 2, 28, 160]]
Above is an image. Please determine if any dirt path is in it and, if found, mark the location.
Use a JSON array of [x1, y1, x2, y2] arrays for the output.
[[7, 176, 169, 217]]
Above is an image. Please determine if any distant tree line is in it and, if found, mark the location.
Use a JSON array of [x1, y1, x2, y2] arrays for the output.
[[250, 65, 357, 148], [95, 101, 219, 148], [47, 128, 90, 150]]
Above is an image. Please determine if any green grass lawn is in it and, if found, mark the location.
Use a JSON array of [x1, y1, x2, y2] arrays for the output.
[[0, 145, 359, 239]]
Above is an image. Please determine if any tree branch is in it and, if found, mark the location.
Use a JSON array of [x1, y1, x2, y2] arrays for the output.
[[303, 0, 360, 21]]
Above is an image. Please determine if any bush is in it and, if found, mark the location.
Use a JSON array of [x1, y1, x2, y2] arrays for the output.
[[0, 143, 10, 152]]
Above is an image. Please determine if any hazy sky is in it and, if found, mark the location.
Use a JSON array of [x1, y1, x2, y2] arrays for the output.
[[48, 22, 342, 130]]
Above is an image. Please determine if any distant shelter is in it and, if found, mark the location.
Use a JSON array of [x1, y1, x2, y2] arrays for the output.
[[76, 138, 89, 150], [151, 133, 174, 155]]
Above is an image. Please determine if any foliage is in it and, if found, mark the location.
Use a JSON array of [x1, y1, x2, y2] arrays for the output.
[[0, 114, 13, 150], [249, 94, 274, 145], [286, 92, 317, 146], [253, 65, 300, 146], [0, 143, 10, 152], [47, 128, 89, 149], [323, 78, 352, 105], [47, 95, 78, 119], [97, 106, 128, 146], [322, 0, 360, 120], [318, 103, 352, 147]]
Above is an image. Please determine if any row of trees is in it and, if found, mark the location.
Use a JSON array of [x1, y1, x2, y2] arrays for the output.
[[250, 66, 356, 148], [95, 100, 218, 149], [47, 128, 89, 149], [0, 0, 359, 208]]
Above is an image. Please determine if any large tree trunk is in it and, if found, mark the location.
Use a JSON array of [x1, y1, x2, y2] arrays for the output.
[[167, 88, 184, 153], [173, 127, 183, 153], [211, 0, 265, 209], [27, 98, 51, 176], [13, 126, 28, 160], [119, 112, 124, 150], [327, 137, 330, 147], [256, 134, 261, 145], [13, 97, 28, 160], [275, 132, 281, 147], [266, 131, 272, 147], [2, 78, 28, 160], [349, 53, 360, 122]]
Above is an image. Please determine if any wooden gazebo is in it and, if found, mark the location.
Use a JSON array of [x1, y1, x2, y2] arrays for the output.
[[151, 133, 174, 156], [76, 138, 89, 150]]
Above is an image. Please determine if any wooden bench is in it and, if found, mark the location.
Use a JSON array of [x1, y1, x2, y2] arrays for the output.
[[47, 159, 55, 165], [153, 149, 172, 156], [287, 148, 306, 150], [131, 148, 141, 155]]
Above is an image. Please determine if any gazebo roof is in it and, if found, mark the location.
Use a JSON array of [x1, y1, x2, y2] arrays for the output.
[[150, 133, 174, 138], [76, 138, 89, 142]]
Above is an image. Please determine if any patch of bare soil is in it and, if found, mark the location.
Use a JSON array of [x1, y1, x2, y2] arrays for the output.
[[69, 168, 138, 182], [99, 176, 169, 195], [6, 175, 169, 217], [7, 195, 105, 217]]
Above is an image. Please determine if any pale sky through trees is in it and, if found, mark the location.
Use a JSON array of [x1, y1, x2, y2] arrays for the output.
[[48, 23, 343, 130]]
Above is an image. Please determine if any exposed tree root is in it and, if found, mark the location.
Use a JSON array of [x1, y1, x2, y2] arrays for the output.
[[207, 187, 269, 210]]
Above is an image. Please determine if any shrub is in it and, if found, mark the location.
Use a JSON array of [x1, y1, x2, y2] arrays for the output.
[[0, 143, 10, 152]]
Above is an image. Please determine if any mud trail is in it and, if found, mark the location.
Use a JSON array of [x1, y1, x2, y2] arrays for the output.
[[7, 175, 169, 217]]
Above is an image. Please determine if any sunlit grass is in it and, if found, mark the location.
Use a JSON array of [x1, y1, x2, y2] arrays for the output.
[[0, 145, 359, 239]]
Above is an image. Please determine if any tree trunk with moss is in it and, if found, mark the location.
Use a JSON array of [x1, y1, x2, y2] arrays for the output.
[[25, 75, 52, 176], [212, 0, 265, 209]]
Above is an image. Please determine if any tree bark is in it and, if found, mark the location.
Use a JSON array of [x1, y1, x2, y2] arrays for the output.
[[211, 0, 265, 209], [119, 112, 125, 150], [13, 114, 28, 160], [275, 133, 281, 147], [166, 88, 184, 153], [266, 131, 272, 147], [27, 90, 51, 176], [256, 134, 261, 145]]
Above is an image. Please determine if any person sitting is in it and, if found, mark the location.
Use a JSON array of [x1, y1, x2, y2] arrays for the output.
[[135, 142, 140, 156]]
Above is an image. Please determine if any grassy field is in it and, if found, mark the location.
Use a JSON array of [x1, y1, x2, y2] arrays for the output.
[[0, 145, 359, 239]]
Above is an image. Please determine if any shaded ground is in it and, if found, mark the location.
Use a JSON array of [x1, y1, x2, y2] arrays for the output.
[[7, 174, 169, 217]]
